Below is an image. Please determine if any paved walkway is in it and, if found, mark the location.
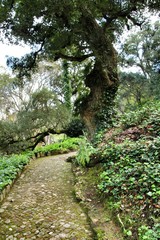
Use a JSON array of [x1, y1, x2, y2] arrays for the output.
[[0, 153, 94, 240]]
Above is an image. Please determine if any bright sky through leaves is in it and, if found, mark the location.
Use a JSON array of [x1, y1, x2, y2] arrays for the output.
[[0, 42, 31, 68]]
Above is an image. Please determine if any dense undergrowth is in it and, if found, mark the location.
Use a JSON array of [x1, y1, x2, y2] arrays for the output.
[[0, 137, 81, 193], [76, 100, 160, 240], [33, 137, 80, 156], [0, 154, 30, 192], [0, 100, 159, 239]]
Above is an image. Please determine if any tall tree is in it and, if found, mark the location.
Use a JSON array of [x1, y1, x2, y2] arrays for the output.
[[0, 61, 73, 153], [0, 62, 63, 119], [0, 0, 159, 138], [121, 20, 160, 78], [0, 87, 71, 154], [119, 20, 160, 104], [116, 72, 150, 112]]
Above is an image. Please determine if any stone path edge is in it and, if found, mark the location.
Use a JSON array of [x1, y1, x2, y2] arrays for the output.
[[0, 150, 73, 204], [0, 156, 35, 204], [72, 164, 124, 240], [1, 151, 121, 239]]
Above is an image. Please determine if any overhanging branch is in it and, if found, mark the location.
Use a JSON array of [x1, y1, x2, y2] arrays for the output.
[[127, 15, 145, 27], [102, 4, 139, 30], [54, 52, 93, 62], [27, 128, 67, 150]]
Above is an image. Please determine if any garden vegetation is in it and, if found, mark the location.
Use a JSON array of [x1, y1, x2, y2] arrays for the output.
[[75, 100, 160, 239], [0, 137, 80, 193]]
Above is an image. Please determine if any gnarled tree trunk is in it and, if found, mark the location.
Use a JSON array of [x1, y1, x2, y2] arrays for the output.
[[79, 9, 119, 138]]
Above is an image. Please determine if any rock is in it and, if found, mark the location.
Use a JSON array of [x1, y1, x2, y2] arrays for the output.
[[5, 219, 11, 224], [0, 208, 5, 213], [20, 174, 25, 179], [6, 236, 14, 240], [7, 197, 14, 202], [50, 225, 56, 229], [20, 225, 26, 229], [58, 233, 68, 238], [65, 210, 71, 214], [63, 223, 71, 228], [35, 230, 40, 234]]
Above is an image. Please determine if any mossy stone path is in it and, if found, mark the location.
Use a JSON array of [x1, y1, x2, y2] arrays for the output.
[[0, 153, 94, 240]]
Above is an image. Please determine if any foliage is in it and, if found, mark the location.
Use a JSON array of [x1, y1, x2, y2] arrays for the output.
[[0, 60, 74, 154], [138, 224, 160, 240], [65, 117, 85, 137], [118, 21, 160, 112], [0, 154, 30, 192], [1, 0, 159, 136], [119, 100, 160, 131], [0, 73, 18, 118], [0, 62, 64, 119], [116, 72, 150, 112], [76, 137, 96, 167], [74, 100, 160, 238], [0, 85, 72, 154], [95, 87, 117, 131], [92, 129, 106, 146], [95, 101, 160, 239], [121, 21, 160, 77], [34, 137, 81, 156], [98, 138, 160, 202], [62, 60, 72, 110]]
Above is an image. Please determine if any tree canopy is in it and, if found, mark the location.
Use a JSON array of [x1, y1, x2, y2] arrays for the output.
[[121, 20, 160, 77], [0, 0, 160, 139], [116, 20, 160, 112]]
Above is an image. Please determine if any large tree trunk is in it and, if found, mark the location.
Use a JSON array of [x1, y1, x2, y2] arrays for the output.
[[79, 9, 119, 139], [80, 60, 118, 139]]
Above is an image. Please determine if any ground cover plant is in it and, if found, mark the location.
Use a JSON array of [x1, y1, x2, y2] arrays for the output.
[[98, 138, 160, 239], [0, 154, 30, 192], [33, 137, 81, 156], [0, 137, 81, 194], [76, 100, 160, 239], [99, 101, 160, 239]]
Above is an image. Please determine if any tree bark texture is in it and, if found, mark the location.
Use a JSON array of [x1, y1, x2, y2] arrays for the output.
[[79, 9, 119, 138]]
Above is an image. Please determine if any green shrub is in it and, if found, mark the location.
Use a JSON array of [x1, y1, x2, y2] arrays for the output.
[[97, 137, 160, 238], [0, 154, 30, 191], [120, 100, 160, 130], [66, 117, 85, 137], [34, 137, 81, 155], [138, 224, 160, 240], [76, 137, 96, 167]]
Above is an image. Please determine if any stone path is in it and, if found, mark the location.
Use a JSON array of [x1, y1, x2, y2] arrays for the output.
[[0, 153, 94, 240]]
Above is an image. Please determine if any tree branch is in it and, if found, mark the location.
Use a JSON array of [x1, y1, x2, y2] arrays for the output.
[[54, 52, 93, 62], [27, 128, 67, 150], [127, 15, 145, 27], [9, 0, 15, 10], [102, 4, 138, 30]]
